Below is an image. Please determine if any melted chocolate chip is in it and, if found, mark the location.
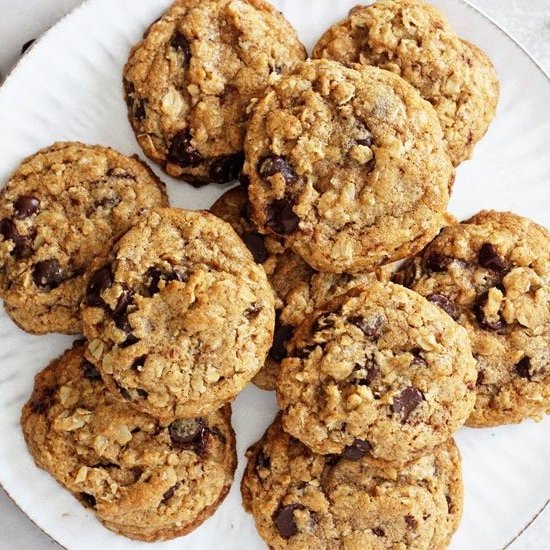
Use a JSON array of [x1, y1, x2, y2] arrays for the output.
[[120, 334, 140, 348], [392, 387, 424, 422], [426, 293, 459, 320], [242, 232, 268, 263], [33, 259, 63, 290], [147, 267, 187, 295], [170, 32, 191, 66], [404, 515, 418, 529], [341, 439, 372, 460], [515, 357, 532, 380], [426, 253, 452, 272], [30, 386, 57, 414], [474, 290, 504, 332], [82, 359, 101, 381], [349, 314, 385, 340], [355, 358, 379, 386], [134, 99, 147, 121], [136, 388, 149, 399], [112, 290, 134, 333], [269, 323, 294, 361], [168, 418, 209, 455], [373, 527, 385, 537], [478, 243, 508, 273], [209, 153, 244, 184], [0, 218, 30, 258], [131, 355, 147, 370], [21, 38, 36, 55], [86, 265, 113, 306], [118, 385, 132, 400], [168, 130, 203, 167], [14, 196, 40, 219], [272, 504, 305, 539], [79, 492, 96, 508], [255, 448, 270, 471], [162, 482, 181, 504], [258, 155, 298, 184], [266, 199, 299, 235]]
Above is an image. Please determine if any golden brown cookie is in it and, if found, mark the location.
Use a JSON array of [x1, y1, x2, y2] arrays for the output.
[[123, 0, 306, 185], [0, 142, 168, 335], [21, 340, 237, 542]]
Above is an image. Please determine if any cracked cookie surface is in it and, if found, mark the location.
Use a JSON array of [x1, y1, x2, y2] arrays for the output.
[[277, 281, 476, 465], [123, 0, 306, 185], [0, 142, 168, 335], [312, 0, 499, 166], [241, 416, 462, 549], [244, 59, 452, 273], [81, 208, 274, 420], [21, 340, 237, 542], [393, 210, 550, 427]]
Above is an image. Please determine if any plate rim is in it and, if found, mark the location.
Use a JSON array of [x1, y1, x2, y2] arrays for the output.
[[0, 0, 549, 548]]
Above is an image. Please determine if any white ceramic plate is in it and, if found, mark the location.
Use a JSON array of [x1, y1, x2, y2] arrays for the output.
[[1, 0, 550, 549]]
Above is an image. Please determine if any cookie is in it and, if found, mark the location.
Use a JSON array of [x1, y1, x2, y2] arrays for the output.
[[312, 0, 499, 166], [0, 142, 168, 335], [244, 59, 453, 273], [123, 0, 306, 186], [21, 340, 237, 542], [242, 416, 463, 549], [82, 208, 275, 420], [277, 281, 476, 465], [393, 210, 550, 427]]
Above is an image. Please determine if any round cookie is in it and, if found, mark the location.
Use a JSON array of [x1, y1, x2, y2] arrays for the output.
[[0, 142, 168, 335], [277, 281, 476, 465], [244, 59, 453, 273], [393, 210, 550, 427], [312, 0, 499, 166], [21, 340, 237, 542], [82, 208, 275, 420], [123, 0, 306, 186], [242, 416, 463, 549]]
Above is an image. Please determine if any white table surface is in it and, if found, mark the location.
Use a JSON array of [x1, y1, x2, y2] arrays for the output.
[[0, 1, 549, 549]]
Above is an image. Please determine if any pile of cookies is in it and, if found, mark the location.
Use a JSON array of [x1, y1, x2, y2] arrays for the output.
[[2, 0, 549, 548]]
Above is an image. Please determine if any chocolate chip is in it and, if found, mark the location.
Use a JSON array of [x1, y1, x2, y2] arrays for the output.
[[426, 253, 452, 272], [373, 527, 385, 537], [426, 293, 459, 320], [14, 196, 40, 219], [474, 291, 504, 331], [21, 39, 35, 55], [79, 492, 96, 508], [392, 387, 424, 422], [167, 129, 203, 167], [131, 355, 147, 370], [258, 155, 298, 184], [476, 370, 485, 385], [134, 99, 147, 121], [168, 418, 209, 455], [82, 359, 101, 381], [349, 314, 385, 340], [170, 32, 191, 66], [120, 334, 140, 348], [266, 199, 299, 235], [33, 259, 63, 290], [355, 358, 379, 386], [162, 482, 181, 504], [269, 323, 294, 361], [112, 290, 134, 332], [123, 78, 134, 96], [30, 386, 57, 414], [136, 388, 148, 399], [239, 172, 250, 189], [313, 313, 335, 332], [356, 132, 373, 147], [255, 448, 270, 471], [515, 357, 532, 380], [392, 259, 419, 288], [272, 504, 305, 539], [118, 385, 131, 400], [411, 349, 427, 368], [478, 243, 508, 273], [242, 232, 268, 263], [404, 515, 418, 529], [295, 344, 319, 359], [147, 267, 187, 295], [341, 439, 372, 460], [209, 153, 244, 184], [0, 218, 30, 258], [246, 304, 261, 319], [86, 265, 113, 306]]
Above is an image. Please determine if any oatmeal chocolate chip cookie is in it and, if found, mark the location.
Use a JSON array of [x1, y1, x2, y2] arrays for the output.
[[21, 340, 237, 542], [393, 210, 550, 427], [244, 59, 452, 274], [82, 208, 274, 420], [123, 0, 306, 186], [312, 0, 499, 166], [277, 281, 476, 465], [0, 142, 168, 335], [242, 416, 463, 549]]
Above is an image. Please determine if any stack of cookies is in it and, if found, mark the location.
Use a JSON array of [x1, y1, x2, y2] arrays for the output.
[[2, 0, 549, 548]]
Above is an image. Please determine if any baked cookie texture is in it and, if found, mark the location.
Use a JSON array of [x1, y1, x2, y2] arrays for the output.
[[393, 210, 550, 427], [81, 208, 275, 420], [242, 416, 463, 550], [277, 282, 476, 465], [123, 0, 307, 185], [0, 142, 168, 335], [244, 59, 452, 274], [312, 0, 499, 166], [21, 341, 237, 542]]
